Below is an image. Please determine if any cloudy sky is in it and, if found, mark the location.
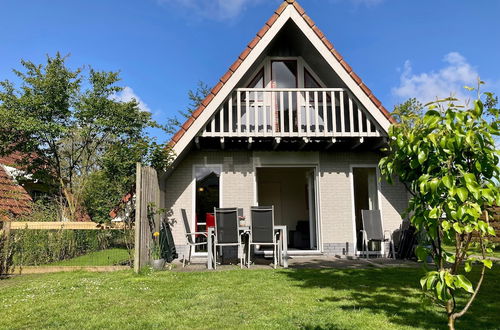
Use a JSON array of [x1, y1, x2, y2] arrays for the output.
[[1, 0, 499, 141]]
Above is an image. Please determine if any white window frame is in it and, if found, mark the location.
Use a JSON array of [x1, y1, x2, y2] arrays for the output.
[[252, 163, 322, 255]]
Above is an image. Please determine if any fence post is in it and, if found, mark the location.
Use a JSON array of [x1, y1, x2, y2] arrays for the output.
[[1, 221, 12, 275], [134, 162, 142, 273]]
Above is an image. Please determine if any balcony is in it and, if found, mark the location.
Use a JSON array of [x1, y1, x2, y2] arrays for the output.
[[200, 88, 382, 139]]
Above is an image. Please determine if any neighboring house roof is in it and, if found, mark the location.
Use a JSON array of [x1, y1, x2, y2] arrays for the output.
[[109, 190, 134, 220], [0, 156, 32, 220], [169, 0, 396, 155]]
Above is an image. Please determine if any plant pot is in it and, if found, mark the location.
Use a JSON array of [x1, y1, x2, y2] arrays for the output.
[[152, 258, 165, 270]]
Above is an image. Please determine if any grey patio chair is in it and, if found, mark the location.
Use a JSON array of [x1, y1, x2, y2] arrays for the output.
[[360, 209, 395, 259], [247, 206, 279, 269], [181, 208, 207, 267], [213, 207, 244, 269]]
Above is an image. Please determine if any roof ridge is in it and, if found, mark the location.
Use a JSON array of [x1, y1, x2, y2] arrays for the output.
[[170, 0, 395, 147]]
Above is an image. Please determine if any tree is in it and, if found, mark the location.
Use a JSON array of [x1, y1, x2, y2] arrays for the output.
[[379, 84, 499, 329], [166, 81, 210, 134], [0, 53, 170, 222]]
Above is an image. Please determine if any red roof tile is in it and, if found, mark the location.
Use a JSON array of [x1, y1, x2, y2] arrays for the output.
[[169, 0, 396, 148], [0, 164, 32, 219]]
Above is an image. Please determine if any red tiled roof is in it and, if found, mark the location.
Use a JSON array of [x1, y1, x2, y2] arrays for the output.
[[0, 164, 32, 220], [109, 190, 134, 219], [169, 0, 396, 148]]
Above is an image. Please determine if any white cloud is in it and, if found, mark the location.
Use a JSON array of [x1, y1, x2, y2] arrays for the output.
[[112, 86, 151, 112], [157, 0, 264, 20], [392, 52, 480, 104]]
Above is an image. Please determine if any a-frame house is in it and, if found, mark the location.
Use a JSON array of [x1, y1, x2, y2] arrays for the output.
[[163, 0, 408, 257]]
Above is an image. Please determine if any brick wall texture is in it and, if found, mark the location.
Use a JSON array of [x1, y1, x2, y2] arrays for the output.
[[163, 150, 408, 256]]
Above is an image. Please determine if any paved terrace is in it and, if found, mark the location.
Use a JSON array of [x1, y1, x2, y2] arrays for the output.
[[170, 256, 420, 272]]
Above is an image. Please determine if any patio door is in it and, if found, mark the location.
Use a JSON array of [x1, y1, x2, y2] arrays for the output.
[[352, 167, 379, 251], [256, 167, 319, 252], [306, 169, 318, 250], [193, 165, 221, 253]]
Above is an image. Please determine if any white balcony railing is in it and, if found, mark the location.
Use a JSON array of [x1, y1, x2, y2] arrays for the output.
[[200, 88, 381, 138]]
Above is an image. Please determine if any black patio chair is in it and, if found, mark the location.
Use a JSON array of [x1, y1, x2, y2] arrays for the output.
[[248, 206, 279, 269], [213, 207, 244, 269], [181, 208, 207, 267], [360, 209, 395, 259]]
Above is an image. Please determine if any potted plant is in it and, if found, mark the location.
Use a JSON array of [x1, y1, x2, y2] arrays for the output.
[[150, 231, 165, 270]]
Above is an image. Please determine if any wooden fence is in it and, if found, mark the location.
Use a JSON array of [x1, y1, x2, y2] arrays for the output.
[[134, 163, 161, 272], [1, 220, 133, 275]]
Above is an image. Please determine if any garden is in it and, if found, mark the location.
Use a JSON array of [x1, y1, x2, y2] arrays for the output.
[[0, 266, 499, 329]]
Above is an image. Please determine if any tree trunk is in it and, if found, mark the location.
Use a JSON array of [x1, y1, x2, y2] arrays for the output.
[[448, 315, 455, 330]]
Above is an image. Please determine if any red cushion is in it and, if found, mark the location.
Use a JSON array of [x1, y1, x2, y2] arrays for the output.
[[206, 212, 215, 228]]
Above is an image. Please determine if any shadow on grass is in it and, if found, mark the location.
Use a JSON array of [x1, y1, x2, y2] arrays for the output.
[[279, 265, 500, 329]]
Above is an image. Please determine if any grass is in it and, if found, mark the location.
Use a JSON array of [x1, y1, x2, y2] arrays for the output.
[[442, 244, 500, 259], [44, 248, 130, 267], [1, 266, 499, 329]]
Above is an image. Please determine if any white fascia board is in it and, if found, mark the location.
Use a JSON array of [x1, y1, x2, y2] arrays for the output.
[[172, 7, 294, 156], [289, 9, 391, 133]]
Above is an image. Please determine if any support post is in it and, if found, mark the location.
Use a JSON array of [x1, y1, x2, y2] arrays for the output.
[[134, 162, 142, 273], [1, 221, 11, 275]]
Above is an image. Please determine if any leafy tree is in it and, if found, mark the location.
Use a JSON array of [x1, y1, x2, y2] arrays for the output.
[[379, 84, 499, 329], [0, 53, 170, 222], [166, 81, 210, 134]]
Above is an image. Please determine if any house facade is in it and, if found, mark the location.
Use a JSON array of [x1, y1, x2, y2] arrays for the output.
[[161, 0, 408, 257]]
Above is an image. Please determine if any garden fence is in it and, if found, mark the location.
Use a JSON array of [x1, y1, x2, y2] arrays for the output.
[[0, 220, 134, 275]]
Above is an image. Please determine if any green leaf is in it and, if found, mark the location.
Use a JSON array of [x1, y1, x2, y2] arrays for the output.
[[482, 259, 493, 269], [455, 275, 474, 293], [463, 173, 477, 185], [444, 272, 454, 288], [442, 220, 450, 231], [429, 178, 439, 192], [429, 208, 440, 219], [418, 150, 427, 165], [464, 260, 472, 272], [442, 175, 453, 189], [453, 222, 463, 234], [457, 187, 469, 202], [474, 100, 484, 117], [475, 161, 482, 172], [420, 276, 428, 289], [415, 246, 429, 262]]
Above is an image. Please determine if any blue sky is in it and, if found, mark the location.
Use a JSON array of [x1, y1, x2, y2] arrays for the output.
[[1, 0, 499, 142]]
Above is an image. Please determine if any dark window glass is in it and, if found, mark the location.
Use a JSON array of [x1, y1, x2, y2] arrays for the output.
[[304, 69, 321, 88], [194, 166, 221, 252]]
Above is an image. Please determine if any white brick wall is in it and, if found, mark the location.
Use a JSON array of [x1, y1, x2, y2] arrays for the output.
[[163, 150, 407, 255]]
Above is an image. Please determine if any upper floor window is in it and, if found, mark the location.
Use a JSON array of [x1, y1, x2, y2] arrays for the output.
[[271, 60, 297, 88], [304, 69, 321, 89], [247, 69, 264, 88]]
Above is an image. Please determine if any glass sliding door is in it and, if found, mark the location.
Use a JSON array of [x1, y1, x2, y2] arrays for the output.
[[194, 165, 221, 252], [353, 167, 379, 251]]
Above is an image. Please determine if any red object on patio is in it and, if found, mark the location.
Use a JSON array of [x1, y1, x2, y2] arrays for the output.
[[205, 212, 215, 229]]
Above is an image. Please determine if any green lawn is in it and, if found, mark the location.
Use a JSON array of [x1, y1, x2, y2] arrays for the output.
[[442, 244, 500, 259], [45, 248, 131, 266], [1, 266, 499, 329]]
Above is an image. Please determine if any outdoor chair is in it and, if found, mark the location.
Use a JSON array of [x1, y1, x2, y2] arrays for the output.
[[213, 207, 245, 269], [360, 209, 395, 259], [181, 208, 208, 267], [247, 206, 279, 269]]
